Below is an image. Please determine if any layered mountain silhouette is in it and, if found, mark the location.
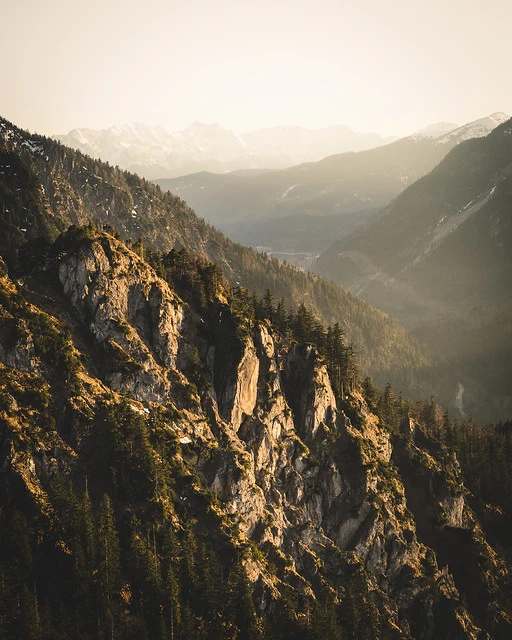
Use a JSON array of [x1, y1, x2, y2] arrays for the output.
[[2, 114, 512, 639], [158, 114, 508, 259], [315, 116, 512, 421]]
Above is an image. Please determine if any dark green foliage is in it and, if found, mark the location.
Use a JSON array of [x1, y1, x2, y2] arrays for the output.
[[0, 404, 273, 640], [377, 383, 399, 433], [0, 272, 82, 399], [440, 417, 512, 555], [0, 151, 63, 271], [397, 393, 512, 550], [156, 248, 225, 311]]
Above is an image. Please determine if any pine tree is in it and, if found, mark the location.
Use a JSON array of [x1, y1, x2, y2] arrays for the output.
[[226, 566, 261, 640], [262, 289, 275, 322], [378, 383, 398, 432], [274, 298, 288, 335], [292, 304, 315, 345], [96, 494, 121, 637], [362, 376, 378, 412]]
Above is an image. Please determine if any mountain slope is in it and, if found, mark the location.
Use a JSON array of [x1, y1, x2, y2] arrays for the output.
[[0, 226, 510, 638], [157, 113, 508, 255], [157, 137, 451, 228], [314, 116, 512, 421], [0, 116, 432, 394]]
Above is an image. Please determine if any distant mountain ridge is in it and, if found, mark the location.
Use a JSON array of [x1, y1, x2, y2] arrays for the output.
[[55, 121, 397, 178], [435, 112, 509, 144], [157, 113, 508, 258], [413, 121, 458, 137], [314, 115, 512, 421]]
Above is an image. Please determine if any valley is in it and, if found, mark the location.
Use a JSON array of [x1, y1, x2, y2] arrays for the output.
[[156, 114, 508, 257]]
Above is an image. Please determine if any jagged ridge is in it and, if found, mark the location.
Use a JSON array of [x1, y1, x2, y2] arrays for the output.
[[0, 227, 510, 638]]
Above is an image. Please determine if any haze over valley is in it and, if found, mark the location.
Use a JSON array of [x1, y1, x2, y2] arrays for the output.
[[157, 113, 508, 265]]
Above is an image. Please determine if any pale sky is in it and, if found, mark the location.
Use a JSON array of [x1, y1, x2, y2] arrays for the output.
[[2, 0, 511, 136]]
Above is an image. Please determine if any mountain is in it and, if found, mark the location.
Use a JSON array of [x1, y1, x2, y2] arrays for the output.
[[435, 112, 510, 144], [241, 123, 397, 162], [55, 122, 396, 179], [157, 114, 508, 260], [0, 115, 432, 399], [414, 122, 459, 137], [314, 116, 512, 422], [1, 224, 511, 638]]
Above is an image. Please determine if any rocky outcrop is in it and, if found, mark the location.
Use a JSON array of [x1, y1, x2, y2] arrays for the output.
[[220, 339, 259, 432], [195, 323, 471, 635], [0, 228, 507, 638], [282, 344, 337, 443], [58, 232, 184, 402], [0, 315, 39, 374], [209, 305, 260, 432]]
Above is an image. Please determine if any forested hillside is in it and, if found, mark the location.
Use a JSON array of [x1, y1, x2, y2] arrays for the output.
[[0, 224, 511, 638], [0, 116, 433, 396]]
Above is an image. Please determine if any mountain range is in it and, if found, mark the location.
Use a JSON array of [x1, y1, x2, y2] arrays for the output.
[[2, 222, 511, 639], [55, 121, 397, 179], [314, 115, 512, 422], [158, 113, 508, 263]]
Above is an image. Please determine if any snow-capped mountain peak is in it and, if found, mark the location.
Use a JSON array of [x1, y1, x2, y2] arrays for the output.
[[54, 122, 399, 178], [54, 112, 510, 179], [435, 112, 509, 145]]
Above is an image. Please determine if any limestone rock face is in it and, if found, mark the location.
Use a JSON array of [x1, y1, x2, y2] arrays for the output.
[[200, 324, 435, 624], [59, 237, 183, 365], [58, 234, 184, 402], [282, 344, 337, 443], [208, 305, 259, 432], [222, 339, 259, 432], [0, 229, 504, 639]]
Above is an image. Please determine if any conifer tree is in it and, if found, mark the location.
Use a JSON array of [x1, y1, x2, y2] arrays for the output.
[[274, 298, 288, 335], [362, 376, 378, 412], [227, 566, 261, 640], [262, 289, 275, 322], [96, 494, 121, 637]]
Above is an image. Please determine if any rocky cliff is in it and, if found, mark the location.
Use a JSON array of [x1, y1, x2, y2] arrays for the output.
[[0, 227, 510, 639]]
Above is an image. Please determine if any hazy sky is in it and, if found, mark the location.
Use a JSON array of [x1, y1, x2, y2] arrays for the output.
[[2, 0, 511, 136]]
